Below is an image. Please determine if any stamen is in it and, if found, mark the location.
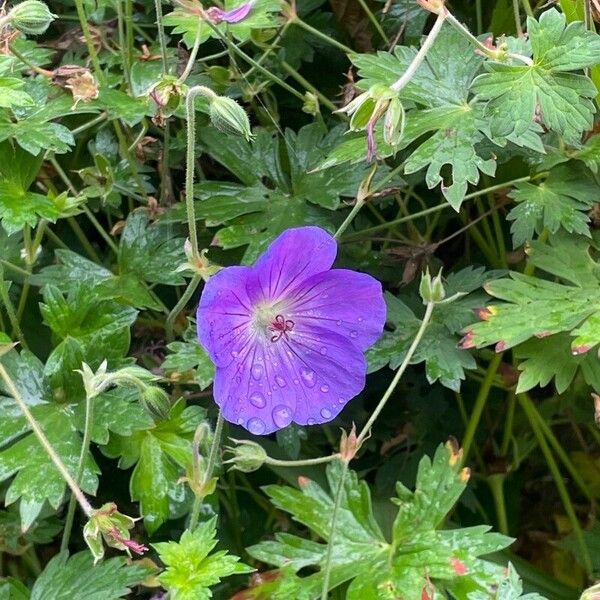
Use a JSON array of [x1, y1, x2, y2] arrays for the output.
[[269, 314, 295, 343]]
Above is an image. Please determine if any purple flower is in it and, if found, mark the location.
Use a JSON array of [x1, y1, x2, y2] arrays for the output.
[[205, 1, 253, 24], [197, 227, 386, 434]]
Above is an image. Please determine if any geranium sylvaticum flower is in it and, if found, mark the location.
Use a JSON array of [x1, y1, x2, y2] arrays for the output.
[[197, 227, 386, 434], [205, 0, 254, 24]]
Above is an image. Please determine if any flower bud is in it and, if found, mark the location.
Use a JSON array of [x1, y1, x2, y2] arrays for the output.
[[209, 95, 253, 141], [84, 503, 148, 563], [224, 438, 267, 473], [302, 91, 319, 116], [140, 385, 171, 421], [150, 76, 184, 112], [419, 268, 446, 304], [8, 1, 55, 35], [383, 97, 405, 147]]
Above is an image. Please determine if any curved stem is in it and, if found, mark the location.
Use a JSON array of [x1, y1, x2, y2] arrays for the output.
[[294, 17, 354, 54], [356, 302, 435, 447], [73, 0, 105, 82], [461, 353, 502, 465], [334, 199, 366, 239], [189, 412, 225, 530], [265, 453, 340, 468], [61, 389, 95, 551], [391, 11, 446, 92], [0, 364, 93, 517], [185, 87, 204, 259], [166, 274, 202, 342], [178, 19, 203, 84], [320, 459, 348, 600]]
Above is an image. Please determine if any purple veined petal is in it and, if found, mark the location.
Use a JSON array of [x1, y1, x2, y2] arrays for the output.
[[286, 269, 386, 352], [249, 227, 338, 304], [366, 117, 377, 163], [213, 324, 367, 433], [221, 1, 253, 23], [196, 266, 256, 368]]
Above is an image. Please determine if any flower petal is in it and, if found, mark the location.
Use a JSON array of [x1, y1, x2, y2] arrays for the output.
[[250, 227, 337, 303], [222, 2, 253, 23], [196, 266, 255, 367], [287, 269, 386, 351], [214, 325, 366, 433]]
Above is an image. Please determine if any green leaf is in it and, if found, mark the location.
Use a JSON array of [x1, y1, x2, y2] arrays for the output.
[[103, 399, 206, 533], [0, 78, 33, 109], [30, 551, 149, 600], [507, 166, 597, 246], [0, 507, 61, 554], [248, 446, 513, 599], [367, 268, 501, 391], [162, 327, 215, 391], [118, 209, 186, 286], [463, 233, 600, 390], [472, 9, 600, 143], [0, 119, 74, 155], [153, 517, 253, 600]]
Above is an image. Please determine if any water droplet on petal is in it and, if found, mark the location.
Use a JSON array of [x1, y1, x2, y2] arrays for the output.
[[275, 375, 286, 387], [237, 417, 244, 425], [231, 350, 239, 358], [307, 418, 315, 425], [320, 347, 327, 355], [338, 397, 345, 404], [247, 417, 266, 435], [336, 320, 342, 326], [320, 384, 329, 393], [249, 392, 266, 409], [251, 364, 263, 380], [272, 405, 293, 428], [320, 408, 332, 419], [235, 375, 242, 383], [300, 366, 316, 388], [358, 317, 364, 323], [350, 330, 358, 338]]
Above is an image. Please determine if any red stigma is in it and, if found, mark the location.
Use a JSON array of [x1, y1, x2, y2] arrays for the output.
[[269, 314, 294, 343]]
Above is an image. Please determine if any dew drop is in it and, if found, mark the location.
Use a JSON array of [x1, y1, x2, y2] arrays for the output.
[[272, 405, 293, 428], [300, 366, 316, 388], [320, 408, 332, 419], [350, 330, 358, 338], [338, 397, 345, 404], [251, 364, 263, 380], [247, 417, 266, 435], [320, 347, 328, 356], [320, 384, 329, 393], [231, 350, 239, 358], [293, 379, 299, 385], [336, 320, 342, 326], [358, 317, 364, 323], [249, 392, 266, 409], [237, 417, 244, 425], [275, 375, 287, 388], [307, 418, 316, 425]]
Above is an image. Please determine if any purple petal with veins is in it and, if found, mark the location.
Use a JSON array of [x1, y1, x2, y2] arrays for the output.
[[206, 1, 253, 24], [366, 117, 377, 163], [197, 226, 386, 434]]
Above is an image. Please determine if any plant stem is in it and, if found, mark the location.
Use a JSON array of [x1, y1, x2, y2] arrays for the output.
[[488, 474, 509, 535], [500, 391, 516, 456], [154, 0, 169, 72], [294, 17, 354, 54], [189, 412, 225, 530], [391, 11, 446, 92], [185, 87, 205, 259], [512, 0, 524, 36], [166, 274, 202, 342], [280, 60, 338, 112], [357, 302, 435, 446], [518, 393, 593, 574], [73, 0, 105, 82], [66, 217, 101, 262], [178, 20, 203, 83], [445, 12, 494, 56], [356, 0, 389, 44], [0, 266, 25, 347], [320, 459, 349, 600], [265, 454, 341, 467], [8, 44, 53, 76], [61, 388, 95, 551], [461, 353, 502, 464], [521, 0, 535, 17], [334, 199, 366, 239], [0, 364, 93, 517]]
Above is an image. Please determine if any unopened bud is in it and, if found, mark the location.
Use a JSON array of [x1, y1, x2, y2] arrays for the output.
[[383, 97, 405, 147], [224, 438, 267, 473], [419, 268, 446, 304], [302, 91, 319, 116], [140, 385, 171, 421], [8, 1, 55, 35], [209, 95, 253, 141]]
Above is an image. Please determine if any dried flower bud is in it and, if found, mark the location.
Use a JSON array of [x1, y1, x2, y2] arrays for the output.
[[53, 66, 99, 107], [84, 503, 148, 563], [224, 438, 267, 473], [7, 1, 55, 35], [209, 94, 253, 141], [419, 268, 446, 304]]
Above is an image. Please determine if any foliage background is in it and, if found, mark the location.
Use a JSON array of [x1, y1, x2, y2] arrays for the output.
[[0, 0, 599, 598]]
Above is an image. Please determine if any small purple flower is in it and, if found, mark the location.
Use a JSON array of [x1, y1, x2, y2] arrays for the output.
[[197, 227, 386, 434], [205, 1, 253, 24]]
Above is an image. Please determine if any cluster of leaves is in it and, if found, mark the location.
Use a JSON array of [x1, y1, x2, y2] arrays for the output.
[[0, 0, 599, 598]]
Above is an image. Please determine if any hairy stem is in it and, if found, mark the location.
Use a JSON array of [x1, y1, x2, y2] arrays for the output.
[[357, 302, 435, 446], [166, 274, 202, 342], [265, 454, 341, 468], [0, 364, 93, 517], [73, 0, 105, 82], [61, 388, 95, 551], [320, 459, 349, 600]]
